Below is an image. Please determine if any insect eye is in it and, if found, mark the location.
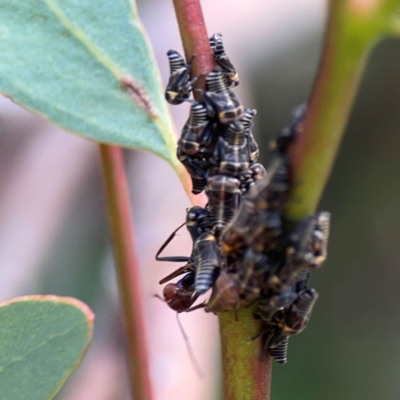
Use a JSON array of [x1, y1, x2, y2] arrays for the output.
[[188, 212, 196, 221], [163, 284, 178, 301]]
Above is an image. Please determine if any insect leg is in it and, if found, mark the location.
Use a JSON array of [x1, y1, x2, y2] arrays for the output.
[[155, 221, 189, 262]]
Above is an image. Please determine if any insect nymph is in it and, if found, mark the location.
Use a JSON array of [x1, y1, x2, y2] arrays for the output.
[[165, 50, 197, 105]]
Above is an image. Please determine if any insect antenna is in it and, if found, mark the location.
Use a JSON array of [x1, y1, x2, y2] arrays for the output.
[[154, 293, 165, 302], [176, 313, 205, 379]]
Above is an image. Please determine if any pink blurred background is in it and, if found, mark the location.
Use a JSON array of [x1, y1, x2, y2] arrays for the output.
[[11, 1, 400, 399]]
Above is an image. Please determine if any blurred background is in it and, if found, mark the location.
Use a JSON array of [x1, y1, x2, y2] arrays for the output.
[[1, 0, 400, 399]]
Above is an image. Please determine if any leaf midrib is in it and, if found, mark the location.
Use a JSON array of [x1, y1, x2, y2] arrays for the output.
[[42, 0, 123, 79]]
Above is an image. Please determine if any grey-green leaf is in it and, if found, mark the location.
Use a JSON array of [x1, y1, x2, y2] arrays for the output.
[[0, 296, 94, 400], [0, 0, 178, 166]]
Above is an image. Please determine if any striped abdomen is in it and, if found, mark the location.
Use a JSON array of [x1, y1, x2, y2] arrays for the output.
[[311, 211, 331, 267], [221, 122, 246, 146], [193, 232, 221, 295], [206, 175, 241, 232], [205, 69, 228, 93], [167, 49, 186, 74], [209, 33, 239, 87], [269, 336, 289, 364]]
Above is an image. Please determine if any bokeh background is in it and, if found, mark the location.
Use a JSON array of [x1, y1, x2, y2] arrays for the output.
[[1, 1, 400, 399]]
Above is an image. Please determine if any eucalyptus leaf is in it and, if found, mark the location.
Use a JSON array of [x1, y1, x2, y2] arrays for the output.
[[0, 296, 94, 400], [0, 0, 178, 166]]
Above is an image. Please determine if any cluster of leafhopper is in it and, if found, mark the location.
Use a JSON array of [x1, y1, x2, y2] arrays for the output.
[[157, 33, 330, 364]]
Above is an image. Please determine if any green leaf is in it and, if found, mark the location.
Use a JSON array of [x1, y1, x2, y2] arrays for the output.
[[0, 0, 178, 167], [0, 295, 94, 400]]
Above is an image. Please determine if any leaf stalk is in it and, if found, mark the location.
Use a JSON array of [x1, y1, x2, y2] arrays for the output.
[[99, 144, 153, 400]]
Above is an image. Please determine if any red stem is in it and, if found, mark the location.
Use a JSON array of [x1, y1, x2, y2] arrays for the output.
[[99, 144, 153, 400], [173, 0, 215, 98]]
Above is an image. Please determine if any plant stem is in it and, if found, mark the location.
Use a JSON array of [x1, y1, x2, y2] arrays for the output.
[[172, 0, 214, 97], [219, 306, 272, 400], [99, 144, 153, 400], [172, 1, 273, 398]]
